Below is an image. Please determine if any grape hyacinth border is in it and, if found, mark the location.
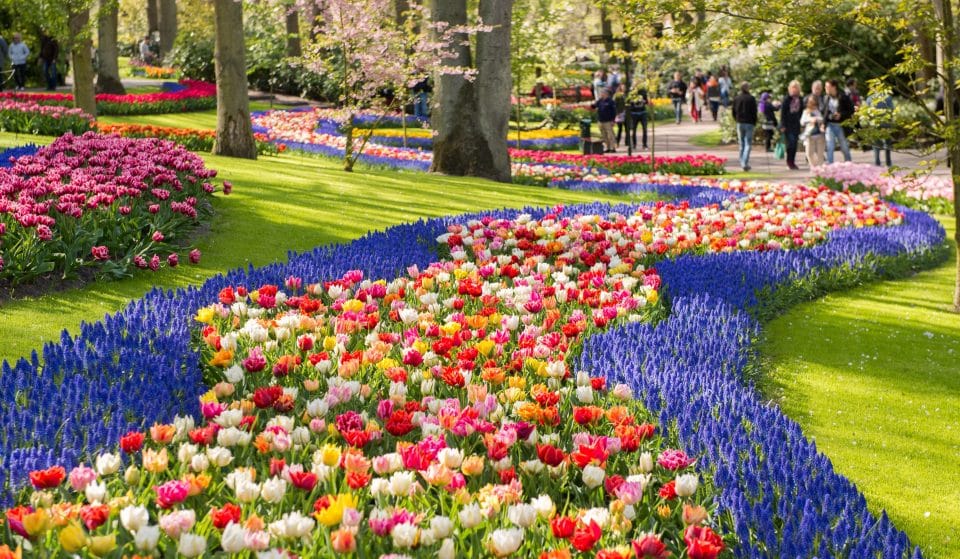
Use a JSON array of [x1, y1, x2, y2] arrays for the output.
[[0, 173, 946, 558]]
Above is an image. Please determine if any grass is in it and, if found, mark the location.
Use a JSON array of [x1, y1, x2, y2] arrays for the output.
[[97, 101, 277, 130], [688, 129, 724, 147], [760, 216, 960, 558], [0, 131, 651, 363]]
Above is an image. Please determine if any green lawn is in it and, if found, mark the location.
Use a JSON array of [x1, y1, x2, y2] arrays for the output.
[[761, 217, 960, 558], [97, 101, 277, 130], [689, 129, 724, 147], [0, 132, 647, 363]]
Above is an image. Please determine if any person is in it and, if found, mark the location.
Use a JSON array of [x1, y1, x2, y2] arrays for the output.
[[614, 83, 627, 147], [687, 77, 704, 123], [823, 79, 854, 163], [706, 76, 721, 121], [868, 92, 894, 167], [807, 80, 826, 113], [759, 91, 778, 151], [412, 77, 431, 118], [845, 78, 862, 108], [139, 35, 154, 65], [718, 67, 733, 107], [593, 69, 608, 100], [667, 71, 686, 124], [606, 66, 621, 91], [732, 82, 758, 171], [779, 80, 804, 170], [592, 88, 618, 152], [39, 33, 59, 91], [0, 34, 8, 92], [800, 96, 826, 168], [9, 33, 28, 91], [628, 86, 649, 149]]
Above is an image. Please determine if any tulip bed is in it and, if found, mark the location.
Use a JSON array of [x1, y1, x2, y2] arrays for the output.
[[0, 132, 223, 288], [812, 162, 955, 215], [363, 127, 581, 151], [251, 109, 727, 179], [0, 101, 94, 136], [0, 165, 945, 558], [95, 123, 285, 156], [0, 81, 216, 116]]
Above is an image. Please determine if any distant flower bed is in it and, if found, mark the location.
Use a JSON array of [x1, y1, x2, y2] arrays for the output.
[[129, 63, 178, 79], [0, 80, 216, 116], [812, 162, 954, 215], [0, 133, 225, 288], [96, 123, 285, 156], [0, 100, 94, 136], [362, 127, 580, 151], [511, 149, 727, 176]]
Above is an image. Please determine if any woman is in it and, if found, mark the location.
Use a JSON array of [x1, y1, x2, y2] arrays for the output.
[[614, 83, 628, 147], [800, 96, 826, 168], [759, 91, 778, 151], [628, 87, 650, 149], [779, 80, 804, 170], [706, 76, 721, 121], [687, 78, 705, 123]]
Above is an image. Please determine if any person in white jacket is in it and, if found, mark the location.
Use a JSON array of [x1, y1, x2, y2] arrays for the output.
[[9, 33, 29, 91]]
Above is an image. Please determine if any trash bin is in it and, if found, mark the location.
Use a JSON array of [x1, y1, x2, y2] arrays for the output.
[[579, 118, 592, 139]]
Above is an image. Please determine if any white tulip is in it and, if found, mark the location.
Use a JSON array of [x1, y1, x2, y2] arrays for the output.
[[582, 464, 605, 489], [575, 386, 594, 404], [530, 495, 555, 519], [487, 528, 524, 557], [84, 480, 107, 503], [120, 505, 149, 533], [507, 504, 537, 528], [190, 454, 210, 472], [134, 525, 160, 551], [675, 474, 699, 497], [215, 409, 243, 428], [437, 448, 463, 469], [235, 479, 261, 503], [206, 447, 233, 468], [260, 477, 287, 503], [637, 452, 654, 473], [220, 522, 248, 553], [177, 443, 198, 464], [438, 538, 456, 559], [430, 516, 453, 539], [458, 504, 482, 529], [95, 453, 120, 476], [177, 533, 207, 558], [391, 522, 419, 548], [389, 471, 415, 496]]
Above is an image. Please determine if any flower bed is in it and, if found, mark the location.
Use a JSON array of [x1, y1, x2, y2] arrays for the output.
[[0, 81, 216, 116], [0, 133, 224, 287], [365, 127, 581, 151], [0, 100, 94, 136], [95, 123, 285, 156], [812, 162, 954, 215], [0, 170, 940, 557], [252, 109, 727, 180]]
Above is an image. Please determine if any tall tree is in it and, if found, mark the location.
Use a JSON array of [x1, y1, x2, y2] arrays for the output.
[[146, 0, 159, 34], [157, 0, 177, 57], [97, 0, 126, 94], [285, 8, 301, 57], [430, 0, 514, 183], [68, 3, 98, 117], [212, 0, 257, 159]]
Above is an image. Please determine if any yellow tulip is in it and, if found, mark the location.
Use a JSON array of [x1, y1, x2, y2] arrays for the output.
[[342, 299, 364, 313], [194, 306, 215, 323], [323, 336, 338, 351], [88, 534, 117, 557], [476, 339, 495, 357], [320, 444, 342, 467], [58, 521, 87, 553], [23, 508, 51, 537]]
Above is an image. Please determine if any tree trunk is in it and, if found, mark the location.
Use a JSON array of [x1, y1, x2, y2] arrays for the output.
[[600, 6, 614, 52], [394, 0, 410, 26], [69, 7, 98, 117], [475, 0, 513, 182], [309, 4, 323, 41], [285, 9, 301, 58], [430, 0, 512, 183], [146, 0, 159, 35], [157, 0, 177, 59], [96, 0, 126, 94], [213, 0, 257, 159], [937, 0, 960, 311]]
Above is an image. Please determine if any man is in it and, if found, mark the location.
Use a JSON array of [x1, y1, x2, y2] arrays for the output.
[[823, 79, 854, 163], [667, 71, 686, 124], [39, 32, 59, 91], [411, 77, 431, 118], [592, 88, 618, 153], [139, 35, 154, 65], [8, 33, 29, 91], [731, 81, 758, 171]]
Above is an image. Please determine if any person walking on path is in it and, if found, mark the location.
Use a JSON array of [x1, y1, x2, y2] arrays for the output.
[[779, 80, 804, 170], [800, 96, 826, 168], [867, 92, 894, 168], [823, 79, 854, 163], [39, 33, 59, 91], [8, 33, 28, 91], [718, 67, 733, 107], [687, 78, 704, 123], [706, 76, 721, 121], [667, 71, 686, 124], [628, 86, 650, 149], [759, 91, 778, 151], [732, 82, 758, 171], [593, 88, 618, 152]]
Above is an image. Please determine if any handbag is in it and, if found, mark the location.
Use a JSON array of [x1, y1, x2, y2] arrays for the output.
[[773, 138, 786, 160]]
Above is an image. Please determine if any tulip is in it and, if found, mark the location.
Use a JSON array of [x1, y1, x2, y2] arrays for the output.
[[675, 474, 699, 497], [177, 533, 207, 557], [58, 521, 87, 552], [134, 525, 161, 552], [582, 464, 606, 489], [487, 528, 524, 557], [220, 523, 247, 553], [88, 534, 117, 557]]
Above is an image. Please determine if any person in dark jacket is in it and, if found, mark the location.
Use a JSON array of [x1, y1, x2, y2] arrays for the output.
[[39, 33, 59, 91], [824, 79, 854, 163], [779, 80, 804, 170], [412, 77, 431, 118], [731, 82, 758, 171], [592, 88, 618, 152], [667, 71, 686, 124], [628, 87, 649, 149], [759, 91, 778, 151]]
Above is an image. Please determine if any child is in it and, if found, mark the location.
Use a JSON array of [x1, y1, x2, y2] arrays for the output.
[[800, 96, 825, 168], [759, 91, 778, 151]]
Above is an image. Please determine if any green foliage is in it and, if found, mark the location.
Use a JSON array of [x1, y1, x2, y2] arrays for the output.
[[0, 107, 93, 136], [169, 31, 215, 82]]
